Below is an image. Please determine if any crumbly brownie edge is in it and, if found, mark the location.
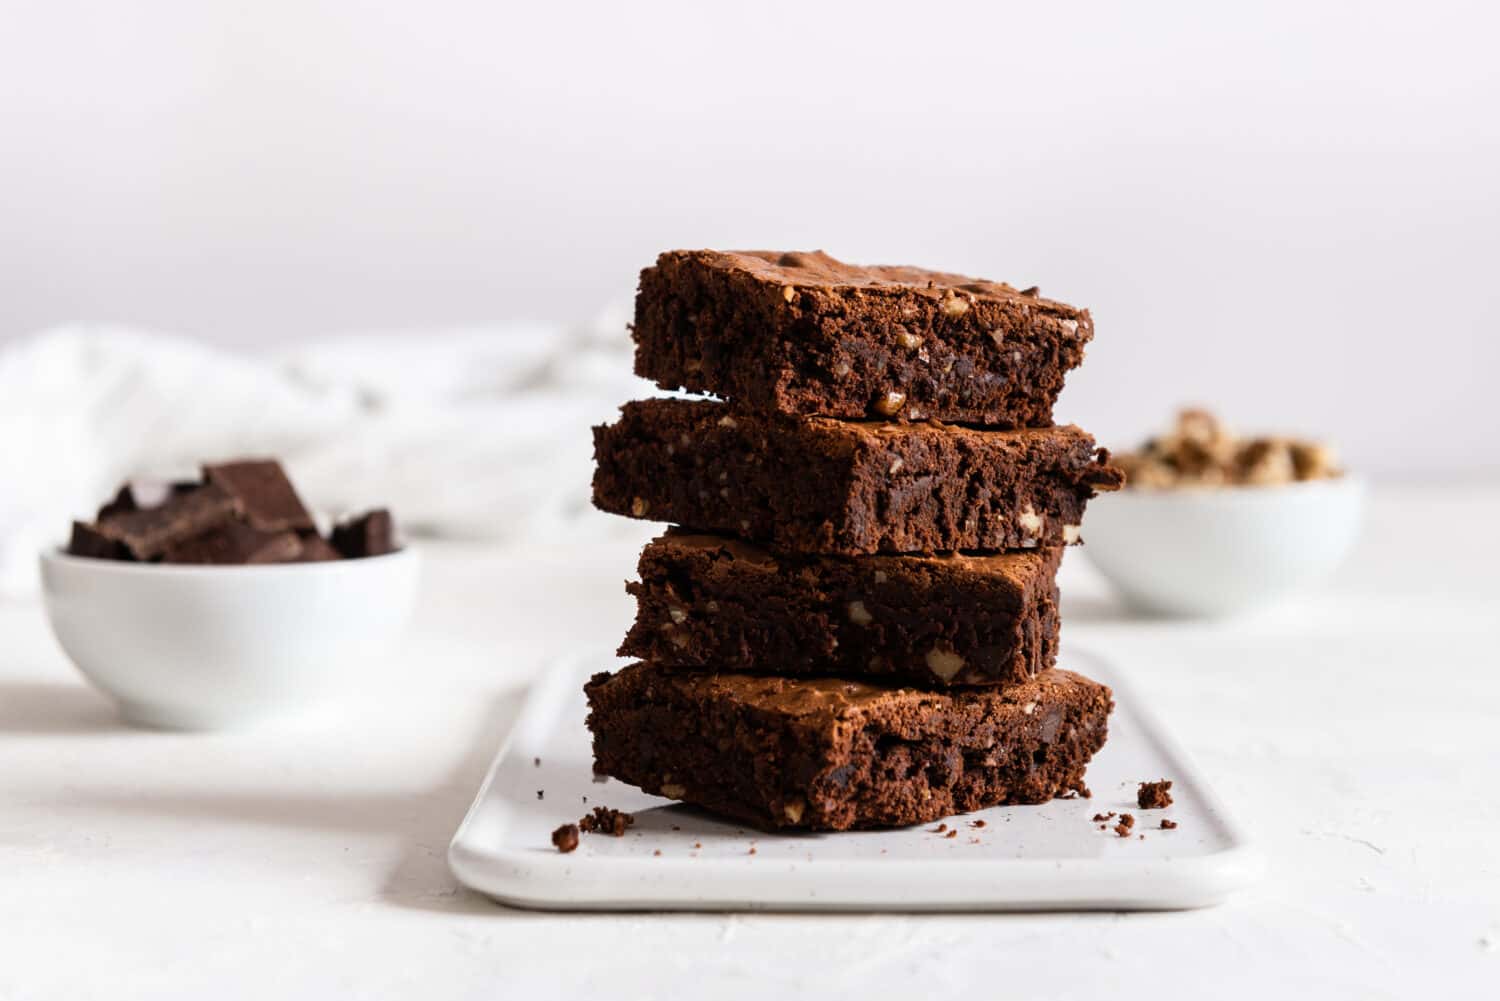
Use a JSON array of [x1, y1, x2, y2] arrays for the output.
[[584, 665, 1113, 832]]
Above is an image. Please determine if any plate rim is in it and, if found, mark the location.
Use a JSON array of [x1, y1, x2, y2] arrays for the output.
[[448, 650, 1263, 912]]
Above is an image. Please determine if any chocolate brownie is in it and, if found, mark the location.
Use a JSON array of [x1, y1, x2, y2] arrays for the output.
[[592, 399, 1123, 555], [633, 250, 1093, 425], [585, 663, 1113, 831], [620, 531, 1062, 687]]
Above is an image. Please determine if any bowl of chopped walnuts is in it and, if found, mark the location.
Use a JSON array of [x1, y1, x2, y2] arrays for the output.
[[1081, 409, 1365, 617]]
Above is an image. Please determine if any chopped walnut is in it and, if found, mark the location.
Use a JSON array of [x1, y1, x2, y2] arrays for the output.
[[782, 797, 806, 824], [1116, 409, 1342, 489]]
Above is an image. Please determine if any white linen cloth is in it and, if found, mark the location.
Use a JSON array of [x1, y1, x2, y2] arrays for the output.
[[0, 311, 649, 596]]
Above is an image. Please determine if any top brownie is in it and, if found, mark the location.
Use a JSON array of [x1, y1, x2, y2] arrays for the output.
[[633, 249, 1093, 426]]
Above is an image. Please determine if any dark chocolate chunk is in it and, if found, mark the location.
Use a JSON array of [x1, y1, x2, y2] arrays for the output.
[[95, 485, 138, 521], [95, 483, 241, 560], [292, 533, 342, 563], [330, 509, 397, 559], [204, 460, 316, 533], [67, 521, 131, 560], [586, 664, 1112, 831], [161, 522, 303, 565]]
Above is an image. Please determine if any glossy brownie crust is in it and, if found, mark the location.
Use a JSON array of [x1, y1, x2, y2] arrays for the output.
[[621, 532, 1062, 687], [633, 250, 1093, 426], [592, 399, 1123, 555], [585, 664, 1113, 831]]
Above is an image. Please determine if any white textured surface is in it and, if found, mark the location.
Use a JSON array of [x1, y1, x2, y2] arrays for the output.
[[3, 487, 1497, 998]]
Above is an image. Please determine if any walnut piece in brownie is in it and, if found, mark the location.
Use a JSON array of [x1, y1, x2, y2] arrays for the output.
[[586, 663, 1113, 831], [1137, 780, 1174, 810], [551, 823, 580, 853], [633, 250, 1094, 426], [593, 399, 1123, 556], [622, 531, 1062, 687]]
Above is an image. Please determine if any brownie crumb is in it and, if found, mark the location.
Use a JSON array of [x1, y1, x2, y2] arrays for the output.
[[748, 846, 757, 855], [579, 806, 634, 836], [1138, 834, 1145, 840], [1092, 812, 1116, 823], [930, 823, 948, 834], [1161, 819, 1178, 830], [694, 842, 702, 849], [551, 823, 580, 853], [533, 757, 541, 767], [1113, 813, 1136, 837], [1137, 780, 1174, 810], [536, 790, 544, 800], [970, 819, 987, 829], [1098, 824, 1107, 831], [944, 829, 958, 839], [653, 849, 662, 857]]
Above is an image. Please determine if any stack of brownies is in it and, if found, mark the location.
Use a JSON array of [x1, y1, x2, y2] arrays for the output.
[[586, 250, 1124, 831]]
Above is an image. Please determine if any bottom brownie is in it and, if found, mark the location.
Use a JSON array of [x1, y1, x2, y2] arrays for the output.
[[585, 663, 1113, 831]]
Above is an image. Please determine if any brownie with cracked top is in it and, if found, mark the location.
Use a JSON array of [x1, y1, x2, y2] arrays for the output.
[[633, 249, 1093, 426], [592, 398, 1123, 555], [621, 531, 1062, 687], [585, 663, 1113, 831]]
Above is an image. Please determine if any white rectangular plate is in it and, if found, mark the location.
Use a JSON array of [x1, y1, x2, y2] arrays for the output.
[[449, 649, 1261, 911]]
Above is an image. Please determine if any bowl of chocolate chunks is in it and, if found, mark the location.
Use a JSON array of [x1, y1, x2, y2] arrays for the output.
[[1082, 409, 1365, 618], [40, 459, 418, 730]]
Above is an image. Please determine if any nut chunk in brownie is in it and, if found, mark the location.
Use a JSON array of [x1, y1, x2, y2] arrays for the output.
[[621, 531, 1063, 687], [592, 399, 1123, 555], [633, 249, 1093, 426], [585, 663, 1113, 831]]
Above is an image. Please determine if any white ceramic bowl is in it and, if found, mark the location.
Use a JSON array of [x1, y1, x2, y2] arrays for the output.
[[1080, 478, 1365, 618], [40, 548, 419, 730]]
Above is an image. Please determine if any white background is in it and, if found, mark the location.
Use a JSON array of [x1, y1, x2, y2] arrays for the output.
[[2, 0, 1497, 476]]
